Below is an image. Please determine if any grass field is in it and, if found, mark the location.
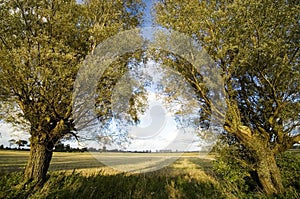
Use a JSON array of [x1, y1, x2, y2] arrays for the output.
[[0, 150, 215, 175], [0, 150, 222, 199], [0, 150, 299, 199]]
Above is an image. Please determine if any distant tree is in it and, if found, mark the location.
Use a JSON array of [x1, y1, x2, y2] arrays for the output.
[[65, 144, 71, 152], [8, 139, 16, 148], [8, 138, 28, 149], [87, 147, 97, 152], [54, 141, 65, 152], [15, 139, 28, 149]]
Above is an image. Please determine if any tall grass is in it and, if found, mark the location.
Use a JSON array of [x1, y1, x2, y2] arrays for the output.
[[0, 169, 223, 199]]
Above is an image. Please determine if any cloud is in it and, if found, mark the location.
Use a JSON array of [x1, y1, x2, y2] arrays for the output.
[[0, 122, 30, 147]]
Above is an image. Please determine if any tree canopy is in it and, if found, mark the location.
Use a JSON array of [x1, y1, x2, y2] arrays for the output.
[[155, 0, 300, 194], [0, 0, 299, 194], [0, 0, 143, 185]]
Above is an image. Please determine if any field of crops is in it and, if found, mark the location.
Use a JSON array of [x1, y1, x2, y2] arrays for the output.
[[0, 150, 215, 175]]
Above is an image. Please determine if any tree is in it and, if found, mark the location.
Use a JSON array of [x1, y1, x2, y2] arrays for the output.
[[155, 0, 300, 195], [54, 140, 65, 152], [15, 139, 28, 149], [0, 0, 142, 186], [8, 139, 16, 148]]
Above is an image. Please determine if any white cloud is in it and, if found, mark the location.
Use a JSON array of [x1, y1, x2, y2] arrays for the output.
[[0, 122, 30, 147]]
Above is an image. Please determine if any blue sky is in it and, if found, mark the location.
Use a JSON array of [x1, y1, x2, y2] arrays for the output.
[[143, 0, 155, 27]]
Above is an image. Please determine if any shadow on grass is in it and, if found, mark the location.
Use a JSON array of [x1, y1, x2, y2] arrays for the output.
[[0, 170, 224, 199], [1, 155, 299, 199], [49, 160, 105, 171], [186, 157, 215, 175]]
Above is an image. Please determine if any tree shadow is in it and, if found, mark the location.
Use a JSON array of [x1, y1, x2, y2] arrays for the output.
[[2, 168, 224, 199], [41, 170, 223, 199]]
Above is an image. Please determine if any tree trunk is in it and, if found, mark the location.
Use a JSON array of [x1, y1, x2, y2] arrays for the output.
[[256, 151, 284, 195], [231, 126, 285, 195], [24, 140, 54, 187]]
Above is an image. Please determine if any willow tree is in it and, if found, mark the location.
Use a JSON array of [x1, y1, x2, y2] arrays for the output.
[[0, 0, 142, 186], [155, 0, 300, 195]]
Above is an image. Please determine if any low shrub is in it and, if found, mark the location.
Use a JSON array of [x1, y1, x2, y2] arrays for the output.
[[276, 152, 300, 190]]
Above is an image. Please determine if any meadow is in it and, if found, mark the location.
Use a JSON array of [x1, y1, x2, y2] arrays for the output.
[[0, 151, 214, 174], [0, 150, 299, 199]]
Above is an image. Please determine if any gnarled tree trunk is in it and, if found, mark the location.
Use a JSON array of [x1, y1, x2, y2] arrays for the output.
[[24, 139, 54, 187], [24, 120, 67, 187], [256, 150, 284, 195], [227, 125, 285, 195]]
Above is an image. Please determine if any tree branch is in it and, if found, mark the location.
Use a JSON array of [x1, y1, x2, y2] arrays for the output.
[[291, 133, 300, 144]]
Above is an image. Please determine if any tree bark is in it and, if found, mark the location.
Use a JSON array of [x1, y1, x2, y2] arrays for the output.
[[24, 140, 54, 187], [256, 151, 284, 195], [226, 125, 285, 195]]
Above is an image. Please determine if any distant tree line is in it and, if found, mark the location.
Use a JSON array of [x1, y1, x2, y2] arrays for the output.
[[7, 139, 29, 149], [53, 141, 87, 152], [0, 144, 30, 151]]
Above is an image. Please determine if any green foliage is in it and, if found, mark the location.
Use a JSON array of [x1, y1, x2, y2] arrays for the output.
[[155, 0, 300, 194], [155, 0, 300, 150], [0, 172, 23, 192], [213, 143, 300, 197], [0, 0, 143, 183], [276, 152, 300, 190], [0, 0, 143, 141], [212, 141, 258, 193]]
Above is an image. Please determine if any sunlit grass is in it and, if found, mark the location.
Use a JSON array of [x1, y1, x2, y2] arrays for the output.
[[0, 150, 224, 198], [1, 150, 299, 198], [0, 150, 213, 175]]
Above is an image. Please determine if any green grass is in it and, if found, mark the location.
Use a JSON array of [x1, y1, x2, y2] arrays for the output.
[[0, 150, 299, 199], [0, 169, 223, 199], [0, 150, 223, 199]]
